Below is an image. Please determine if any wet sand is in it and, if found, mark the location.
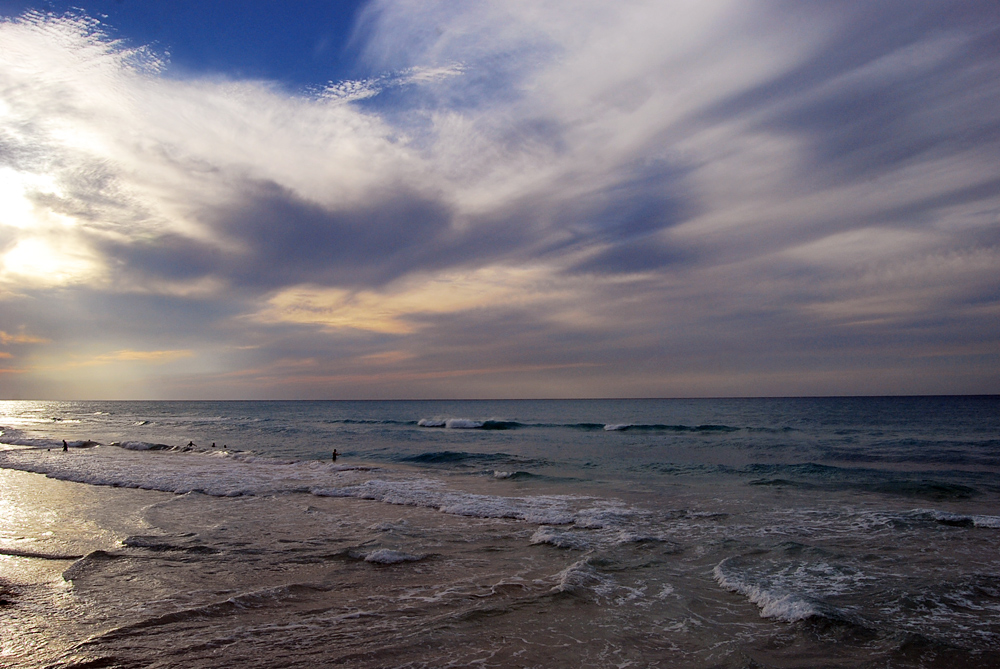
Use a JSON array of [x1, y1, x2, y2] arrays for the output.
[[0, 468, 171, 666], [2, 467, 661, 668]]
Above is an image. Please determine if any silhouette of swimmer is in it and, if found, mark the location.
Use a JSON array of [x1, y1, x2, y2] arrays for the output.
[[62, 440, 68, 452], [187, 441, 195, 447], [332, 449, 338, 462]]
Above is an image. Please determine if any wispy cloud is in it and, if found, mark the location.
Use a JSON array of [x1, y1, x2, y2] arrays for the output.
[[0, 330, 50, 345]]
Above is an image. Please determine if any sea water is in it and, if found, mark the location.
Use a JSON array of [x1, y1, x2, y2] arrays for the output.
[[1, 397, 998, 667]]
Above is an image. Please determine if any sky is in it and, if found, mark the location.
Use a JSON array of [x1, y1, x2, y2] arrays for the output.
[[0, 1, 998, 400]]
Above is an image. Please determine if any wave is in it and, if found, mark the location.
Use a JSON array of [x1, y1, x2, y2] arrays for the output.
[[530, 526, 592, 550], [63, 549, 121, 581], [549, 559, 618, 599], [0, 444, 641, 532], [401, 450, 503, 464], [0, 548, 84, 560], [417, 418, 525, 430], [0, 436, 100, 450], [415, 418, 744, 432], [311, 478, 581, 525], [871, 480, 978, 501], [530, 525, 666, 551], [603, 423, 739, 432], [740, 463, 981, 501], [821, 442, 1000, 467], [492, 470, 540, 480], [122, 535, 220, 554], [362, 548, 427, 565], [332, 418, 418, 426], [908, 509, 1000, 529], [115, 441, 176, 451], [75, 582, 336, 642], [714, 559, 822, 622], [399, 451, 547, 469]]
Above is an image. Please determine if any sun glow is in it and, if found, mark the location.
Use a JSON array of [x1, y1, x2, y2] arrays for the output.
[[0, 167, 63, 230], [0, 237, 101, 288], [0, 168, 104, 288]]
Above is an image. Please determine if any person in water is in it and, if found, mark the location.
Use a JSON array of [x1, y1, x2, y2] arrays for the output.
[[62, 440, 68, 452], [332, 449, 338, 462]]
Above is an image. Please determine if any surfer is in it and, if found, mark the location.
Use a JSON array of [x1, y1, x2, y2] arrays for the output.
[[332, 449, 338, 462], [62, 440, 68, 452]]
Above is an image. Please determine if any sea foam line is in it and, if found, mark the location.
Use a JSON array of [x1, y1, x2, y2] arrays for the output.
[[0, 443, 641, 533]]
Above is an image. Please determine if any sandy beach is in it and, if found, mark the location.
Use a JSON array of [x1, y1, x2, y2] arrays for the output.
[[1, 468, 171, 666], [3, 462, 658, 668]]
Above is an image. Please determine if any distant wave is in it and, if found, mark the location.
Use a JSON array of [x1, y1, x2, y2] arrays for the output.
[[416, 418, 742, 432], [740, 463, 981, 501], [329, 419, 418, 426], [604, 423, 740, 432], [417, 418, 524, 430], [493, 470, 539, 480], [399, 451, 547, 469], [402, 450, 498, 464]]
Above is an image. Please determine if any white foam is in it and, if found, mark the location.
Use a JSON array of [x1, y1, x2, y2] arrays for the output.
[[549, 559, 617, 598], [314, 478, 581, 524], [713, 559, 821, 622], [911, 508, 1000, 529], [530, 526, 591, 550], [0, 441, 654, 544], [417, 417, 485, 429], [364, 549, 424, 564], [116, 441, 171, 451], [446, 418, 483, 429], [603, 424, 630, 431]]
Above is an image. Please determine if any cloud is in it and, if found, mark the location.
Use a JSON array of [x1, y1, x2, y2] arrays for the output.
[[97, 349, 194, 363], [251, 264, 575, 333], [0, 330, 49, 345], [0, 2, 998, 398]]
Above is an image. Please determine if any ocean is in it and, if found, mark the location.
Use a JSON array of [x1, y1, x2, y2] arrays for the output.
[[1, 397, 998, 667]]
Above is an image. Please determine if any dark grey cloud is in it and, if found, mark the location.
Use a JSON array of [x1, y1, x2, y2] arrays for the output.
[[88, 180, 455, 291]]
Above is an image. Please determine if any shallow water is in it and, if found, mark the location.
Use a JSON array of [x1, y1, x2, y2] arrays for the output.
[[1, 397, 998, 667]]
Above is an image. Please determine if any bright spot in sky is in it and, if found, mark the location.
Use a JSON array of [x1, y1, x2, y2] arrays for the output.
[[0, 168, 62, 229], [1, 237, 98, 288]]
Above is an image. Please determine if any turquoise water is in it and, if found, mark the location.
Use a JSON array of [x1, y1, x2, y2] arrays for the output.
[[1, 397, 999, 667]]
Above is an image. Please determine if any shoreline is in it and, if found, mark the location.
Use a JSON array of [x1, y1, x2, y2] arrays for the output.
[[0, 468, 173, 667]]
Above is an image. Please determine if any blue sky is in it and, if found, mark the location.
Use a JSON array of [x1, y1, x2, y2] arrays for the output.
[[0, 0, 368, 85], [0, 1, 998, 399]]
